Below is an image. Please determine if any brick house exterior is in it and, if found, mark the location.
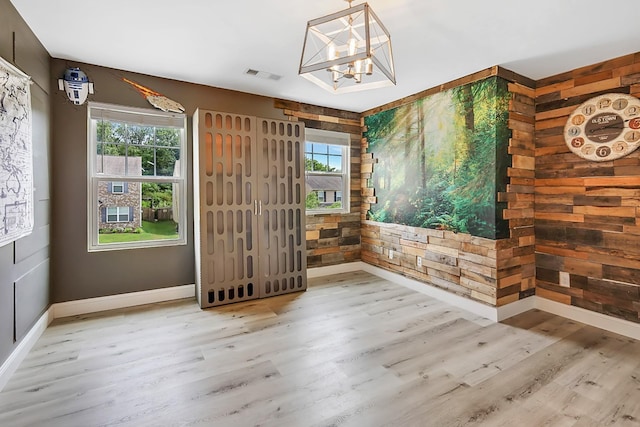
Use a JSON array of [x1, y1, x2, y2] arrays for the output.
[[97, 155, 142, 230]]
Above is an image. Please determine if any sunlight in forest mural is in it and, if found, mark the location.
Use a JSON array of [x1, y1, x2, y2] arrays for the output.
[[364, 76, 510, 239]]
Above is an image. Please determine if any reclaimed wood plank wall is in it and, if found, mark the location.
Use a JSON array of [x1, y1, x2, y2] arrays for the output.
[[275, 99, 362, 268], [360, 68, 536, 307], [497, 82, 537, 306], [534, 52, 640, 323]]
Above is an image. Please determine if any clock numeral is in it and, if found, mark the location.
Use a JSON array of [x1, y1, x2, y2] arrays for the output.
[[630, 118, 640, 129], [613, 141, 628, 153], [626, 106, 640, 117], [581, 144, 595, 155], [625, 131, 640, 143], [582, 104, 596, 116], [571, 115, 585, 125], [597, 98, 611, 109], [567, 126, 581, 137], [596, 146, 611, 158], [571, 137, 585, 148], [613, 98, 629, 110]]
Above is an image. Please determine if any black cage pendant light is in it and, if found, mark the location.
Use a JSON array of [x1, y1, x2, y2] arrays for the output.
[[299, 0, 396, 93]]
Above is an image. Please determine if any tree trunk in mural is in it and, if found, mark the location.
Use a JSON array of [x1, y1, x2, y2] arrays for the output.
[[461, 84, 475, 133], [418, 99, 427, 187], [404, 103, 412, 188]]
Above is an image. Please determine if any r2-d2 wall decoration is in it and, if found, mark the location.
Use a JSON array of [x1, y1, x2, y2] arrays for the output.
[[58, 67, 94, 105]]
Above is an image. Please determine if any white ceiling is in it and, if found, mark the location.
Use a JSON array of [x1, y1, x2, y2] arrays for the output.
[[10, 0, 640, 113]]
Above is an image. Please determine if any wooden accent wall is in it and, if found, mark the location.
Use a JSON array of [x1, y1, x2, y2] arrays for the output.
[[275, 99, 362, 268], [534, 52, 640, 323], [497, 82, 537, 306], [361, 68, 536, 307]]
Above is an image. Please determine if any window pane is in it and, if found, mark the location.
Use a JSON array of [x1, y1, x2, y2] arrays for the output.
[[98, 151, 127, 175], [155, 147, 179, 177], [127, 125, 154, 146], [328, 155, 342, 172], [312, 143, 328, 154], [126, 146, 154, 176], [97, 180, 179, 243], [155, 127, 181, 147], [97, 120, 126, 143], [312, 154, 329, 171], [329, 145, 342, 155]]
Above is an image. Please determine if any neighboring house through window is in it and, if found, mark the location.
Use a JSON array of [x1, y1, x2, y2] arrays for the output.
[[88, 102, 187, 251], [305, 128, 350, 214]]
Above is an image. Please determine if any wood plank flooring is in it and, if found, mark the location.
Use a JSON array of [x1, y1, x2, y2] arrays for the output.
[[1, 271, 639, 426]]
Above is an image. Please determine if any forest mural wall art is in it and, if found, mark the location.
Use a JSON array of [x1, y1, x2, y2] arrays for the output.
[[364, 76, 511, 239]]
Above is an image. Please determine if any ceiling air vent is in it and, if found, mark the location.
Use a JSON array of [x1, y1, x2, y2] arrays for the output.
[[244, 68, 282, 81]]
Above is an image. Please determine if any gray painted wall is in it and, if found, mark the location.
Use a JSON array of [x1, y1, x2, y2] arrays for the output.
[[0, 0, 51, 366], [50, 59, 289, 303]]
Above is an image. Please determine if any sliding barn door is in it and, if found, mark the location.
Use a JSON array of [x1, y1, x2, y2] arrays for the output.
[[194, 110, 307, 308], [194, 110, 259, 308], [256, 119, 307, 298]]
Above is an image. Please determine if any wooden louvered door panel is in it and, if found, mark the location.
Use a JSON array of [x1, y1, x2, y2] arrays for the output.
[[194, 110, 259, 308], [256, 118, 307, 298], [194, 110, 306, 308]]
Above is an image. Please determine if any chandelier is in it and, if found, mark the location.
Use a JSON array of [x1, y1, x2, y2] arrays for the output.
[[299, 0, 396, 93]]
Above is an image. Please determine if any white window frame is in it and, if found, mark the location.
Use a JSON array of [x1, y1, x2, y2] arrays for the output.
[[111, 181, 124, 194], [305, 128, 350, 215], [87, 102, 187, 251]]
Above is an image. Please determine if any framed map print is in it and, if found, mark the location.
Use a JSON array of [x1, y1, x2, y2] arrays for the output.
[[0, 56, 33, 247]]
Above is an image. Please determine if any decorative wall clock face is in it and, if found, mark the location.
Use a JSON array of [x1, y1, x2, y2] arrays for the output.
[[564, 93, 640, 162]]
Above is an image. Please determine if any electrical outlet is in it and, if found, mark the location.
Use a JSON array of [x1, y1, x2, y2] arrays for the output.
[[388, 249, 394, 259], [417, 256, 422, 267]]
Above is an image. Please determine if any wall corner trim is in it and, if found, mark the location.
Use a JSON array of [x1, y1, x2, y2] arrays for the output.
[[0, 308, 52, 393]]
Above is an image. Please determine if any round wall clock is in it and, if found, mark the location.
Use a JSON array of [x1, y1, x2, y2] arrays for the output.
[[564, 93, 640, 161]]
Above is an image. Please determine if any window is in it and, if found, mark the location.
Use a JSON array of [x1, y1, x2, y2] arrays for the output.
[[88, 102, 187, 251], [106, 207, 130, 223], [305, 128, 350, 214], [111, 181, 124, 194]]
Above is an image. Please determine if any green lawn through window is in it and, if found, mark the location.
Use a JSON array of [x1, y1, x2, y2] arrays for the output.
[[99, 220, 178, 244]]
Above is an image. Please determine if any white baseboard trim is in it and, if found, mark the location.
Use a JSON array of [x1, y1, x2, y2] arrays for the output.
[[310, 262, 640, 339], [496, 296, 537, 321], [307, 261, 367, 278], [536, 297, 640, 341], [52, 284, 196, 318], [0, 308, 52, 393]]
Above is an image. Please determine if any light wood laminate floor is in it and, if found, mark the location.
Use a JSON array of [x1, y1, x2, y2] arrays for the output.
[[1, 271, 640, 426]]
